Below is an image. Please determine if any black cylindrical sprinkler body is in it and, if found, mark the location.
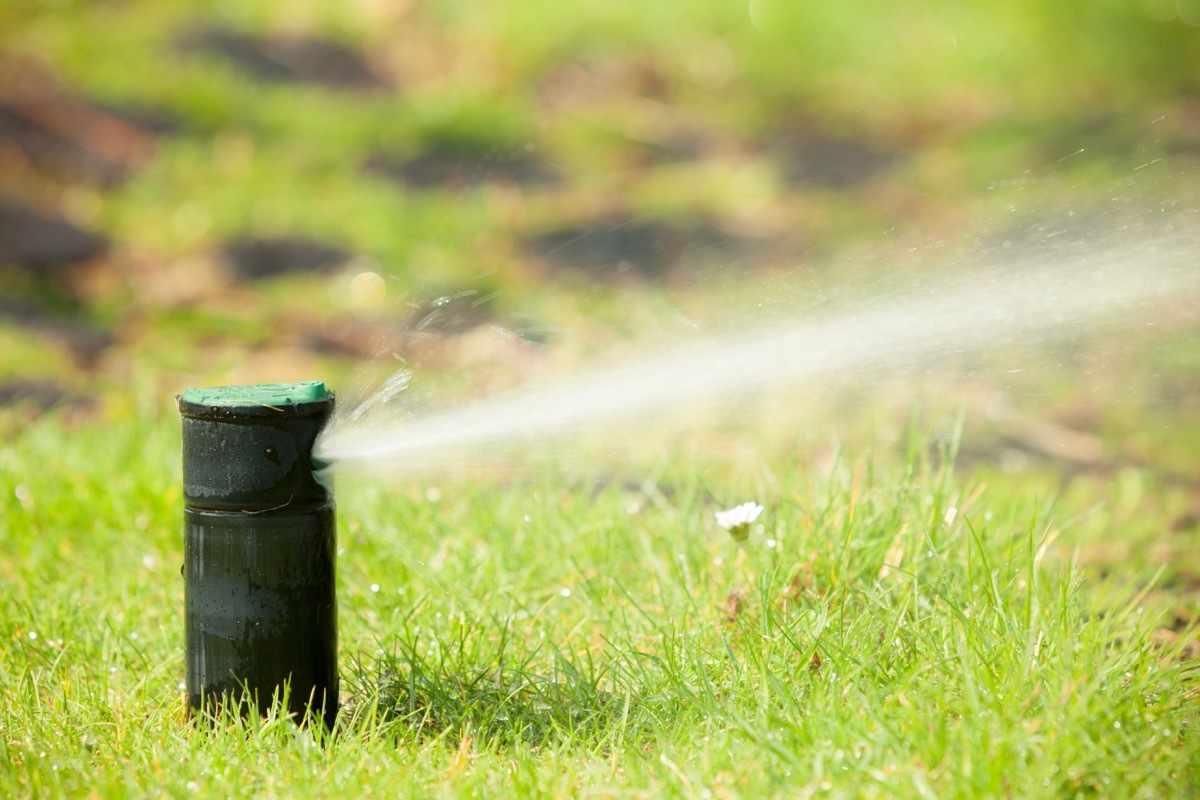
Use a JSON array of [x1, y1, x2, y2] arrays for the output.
[[178, 381, 337, 729]]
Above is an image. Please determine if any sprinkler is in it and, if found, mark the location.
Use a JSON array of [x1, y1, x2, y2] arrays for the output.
[[178, 381, 337, 729]]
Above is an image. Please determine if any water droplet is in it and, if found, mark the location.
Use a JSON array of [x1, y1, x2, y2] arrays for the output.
[[171, 202, 211, 240], [348, 271, 387, 317]]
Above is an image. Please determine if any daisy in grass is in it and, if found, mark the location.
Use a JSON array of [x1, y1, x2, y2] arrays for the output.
[[715, 501, 763, 542]]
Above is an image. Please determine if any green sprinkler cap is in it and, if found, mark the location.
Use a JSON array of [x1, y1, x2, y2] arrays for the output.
[[177, 380, 335, 509], [181, 381, 330, 407]]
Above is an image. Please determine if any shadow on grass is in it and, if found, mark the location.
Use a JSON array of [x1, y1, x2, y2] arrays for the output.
[[339, 618, 640, 747]]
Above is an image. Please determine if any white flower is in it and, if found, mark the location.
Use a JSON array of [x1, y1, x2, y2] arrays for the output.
[[715, 502, 763, 541]]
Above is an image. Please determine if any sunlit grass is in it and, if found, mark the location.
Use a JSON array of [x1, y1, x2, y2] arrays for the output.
[[1, 397, 1197, 797]]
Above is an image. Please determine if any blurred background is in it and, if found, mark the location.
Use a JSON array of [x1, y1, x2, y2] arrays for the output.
[[1, 0, 1199, 441]]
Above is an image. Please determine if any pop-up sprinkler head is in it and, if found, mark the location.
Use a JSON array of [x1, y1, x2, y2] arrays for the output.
[[178, 381, 337, 729]]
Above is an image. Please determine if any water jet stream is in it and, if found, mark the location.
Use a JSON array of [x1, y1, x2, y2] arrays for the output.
[[316, 222, 1198, 476]]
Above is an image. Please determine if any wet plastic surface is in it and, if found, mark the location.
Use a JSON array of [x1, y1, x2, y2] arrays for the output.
[[179, 384, 337, 728]]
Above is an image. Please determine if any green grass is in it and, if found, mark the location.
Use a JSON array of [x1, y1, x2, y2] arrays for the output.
[[1, 398, 1197, 798], [6, 0, 1200, 288], [2, 0, 1200, 796]]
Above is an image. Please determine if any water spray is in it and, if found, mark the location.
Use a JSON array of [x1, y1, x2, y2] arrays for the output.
[[316, 227, 1200, 476], [179, 381, 338, 729]]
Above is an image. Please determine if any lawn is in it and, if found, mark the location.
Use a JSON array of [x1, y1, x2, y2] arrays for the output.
[[3, 396, 1199, 798], [2, 1, 1199, 797]]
